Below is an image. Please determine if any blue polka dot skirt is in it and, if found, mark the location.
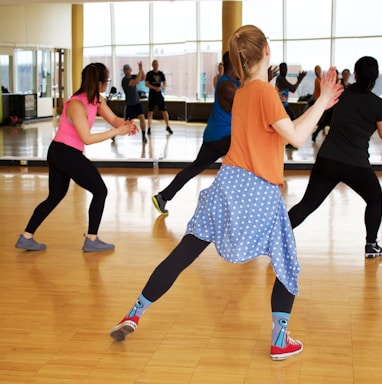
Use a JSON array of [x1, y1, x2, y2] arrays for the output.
[[186, 164, 300, 295]]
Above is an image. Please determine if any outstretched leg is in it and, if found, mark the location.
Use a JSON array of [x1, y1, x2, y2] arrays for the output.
[[288, 157, 338, 229], [110, 235, 210, 341]]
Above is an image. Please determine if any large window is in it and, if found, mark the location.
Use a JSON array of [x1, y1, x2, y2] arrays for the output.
[[84, 1, 222, 100], [83, 0, 382, 100], [243, 0, 382, 97]]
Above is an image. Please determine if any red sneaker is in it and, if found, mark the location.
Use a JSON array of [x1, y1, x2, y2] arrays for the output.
[[109, 316, 139, 341], [270, 333, 303, 360]]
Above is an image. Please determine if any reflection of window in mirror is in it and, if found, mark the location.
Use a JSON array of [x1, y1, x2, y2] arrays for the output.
[[14, 49, 36, 94], [83, 1, 222, 100], [1, 55, 12, 93]]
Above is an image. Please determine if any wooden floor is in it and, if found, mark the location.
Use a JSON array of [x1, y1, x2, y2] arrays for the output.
[[1, 163, 382, 383]]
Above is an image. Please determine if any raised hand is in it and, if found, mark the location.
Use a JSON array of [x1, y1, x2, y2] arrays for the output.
[[319, 67, 344, 110], [297, 71, 307, 82], [268, 65, 279, 82]]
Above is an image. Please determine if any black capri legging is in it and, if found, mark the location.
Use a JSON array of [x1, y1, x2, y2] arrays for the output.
[[142, 234, 295, 314], [288, 156, 382, 243], [24, 141, 108, 235]]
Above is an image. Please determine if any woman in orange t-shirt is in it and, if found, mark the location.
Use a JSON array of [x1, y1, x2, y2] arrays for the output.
[[110, 25, 342, 361]]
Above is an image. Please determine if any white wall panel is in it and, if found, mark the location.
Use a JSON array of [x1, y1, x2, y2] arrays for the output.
[[0, 4, 71, 48]]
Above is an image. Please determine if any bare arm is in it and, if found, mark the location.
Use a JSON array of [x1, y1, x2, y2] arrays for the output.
[[272, 67, 343, 147], [66, 96, 138, 145], [277, 71, 306, 93], [276, 77, 298, 93], [217, 80, 237, 113], [129, 62, 145, 86], [97, 97, 126, 127]]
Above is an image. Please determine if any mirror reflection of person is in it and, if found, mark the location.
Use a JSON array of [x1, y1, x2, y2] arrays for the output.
[[122, 62, 147, 143], [152, 52, 239, 215], [213, 62, 224, 88], [276, 62, 307, 150], [275, 62, 307, 120], [341, 68, 352, 89], [145, 59, 173, 135]]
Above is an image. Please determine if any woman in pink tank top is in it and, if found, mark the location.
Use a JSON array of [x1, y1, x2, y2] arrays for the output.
[[16, 63, 138, 252]]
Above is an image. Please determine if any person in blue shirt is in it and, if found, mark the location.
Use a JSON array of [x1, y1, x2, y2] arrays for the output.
[[151, 51, 239, 215], [152, 52, 279, 215], [121, 62, 147, 143]]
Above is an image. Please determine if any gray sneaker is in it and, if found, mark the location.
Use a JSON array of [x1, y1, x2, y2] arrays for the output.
[[15, 235, 46, 251], [82, 235, 115, 252], [152, 194, 169, 215]]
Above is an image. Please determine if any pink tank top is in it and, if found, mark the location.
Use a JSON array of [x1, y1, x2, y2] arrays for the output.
[[53, 93, 98, 151]]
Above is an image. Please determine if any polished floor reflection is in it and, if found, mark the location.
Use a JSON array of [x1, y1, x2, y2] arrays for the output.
[[1, 118, 382, 169]]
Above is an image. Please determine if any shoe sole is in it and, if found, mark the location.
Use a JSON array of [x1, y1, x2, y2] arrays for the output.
[[270, 344, 304, 361], [151, 196, 169, 215], [82, 246, 115, 252], [365, 253, 382, 258], [15, 241, 46, 251], [82, 248, 115, 252], [15, 245, 46, 251], [109, 320, 137, 341]]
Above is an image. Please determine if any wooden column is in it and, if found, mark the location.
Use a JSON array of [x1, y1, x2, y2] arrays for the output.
[[222, 1, 242, 53], [71, 5, 83, 94]]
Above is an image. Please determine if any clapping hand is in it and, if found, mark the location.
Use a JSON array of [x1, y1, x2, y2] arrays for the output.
[[319, 66, 344, 110], [117, 120, 139, 136]]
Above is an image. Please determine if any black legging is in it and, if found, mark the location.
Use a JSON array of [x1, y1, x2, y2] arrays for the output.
[[288, 156, 382, 243], [312, 108, 333, 141], [142, 234, 295, 313], [159, 136, 231, 201], [24, 141, 108, 235]]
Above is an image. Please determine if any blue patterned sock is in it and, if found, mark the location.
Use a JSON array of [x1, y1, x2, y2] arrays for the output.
[[127, 293, 152, 319], [272, 312, 290, 348]]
